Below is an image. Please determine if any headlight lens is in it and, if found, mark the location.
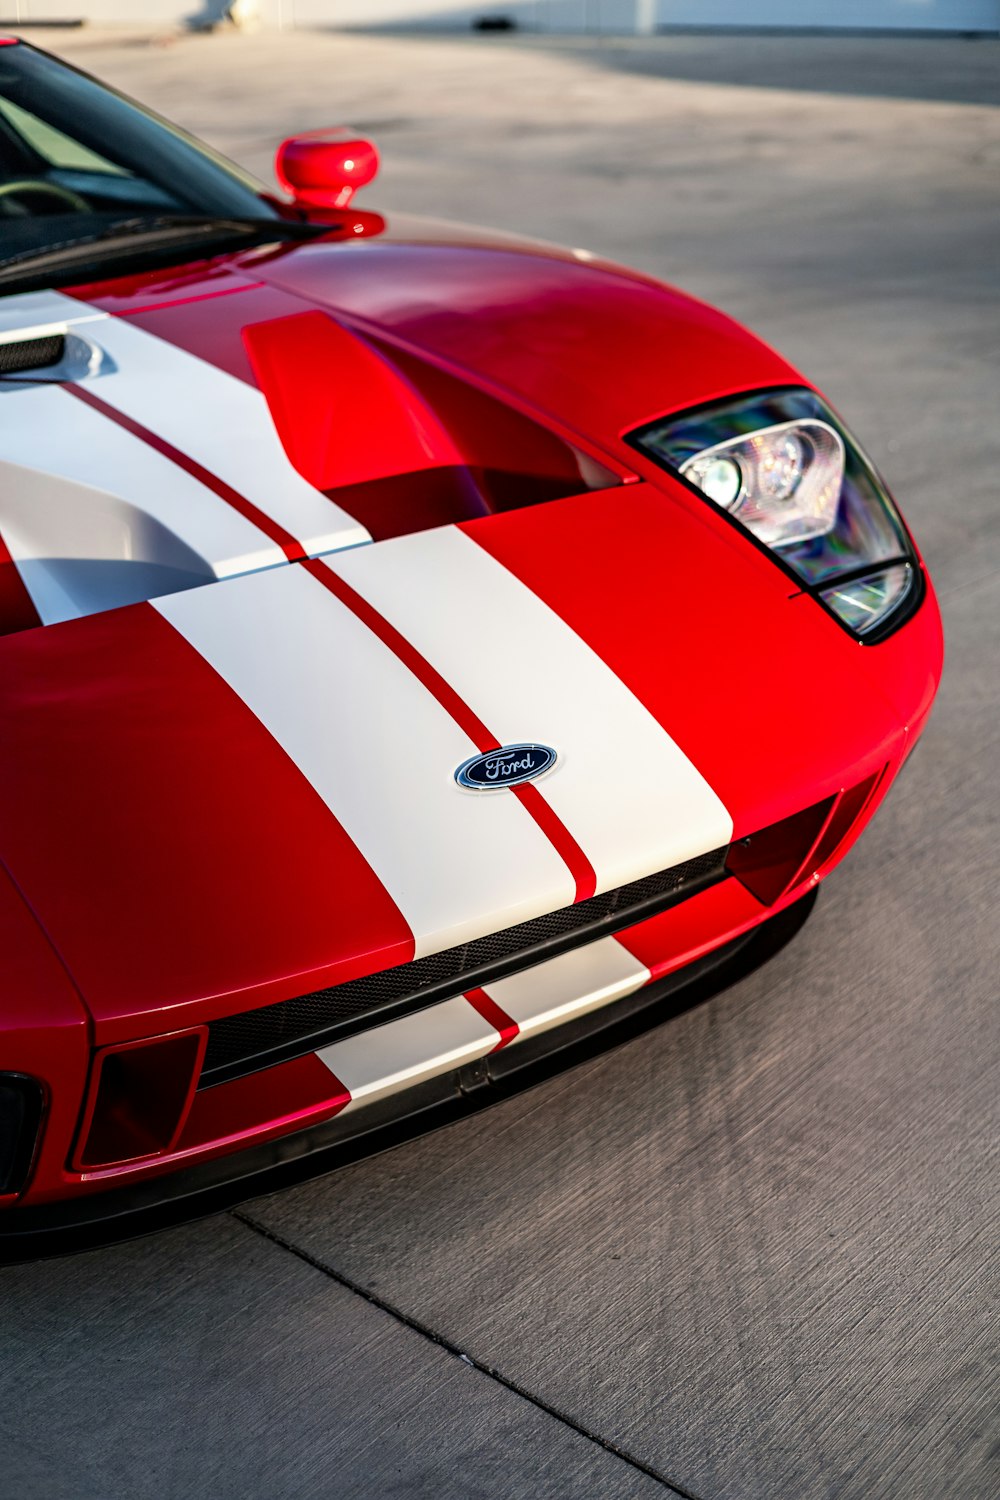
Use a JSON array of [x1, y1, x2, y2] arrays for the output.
[[820, 563, 913, 634], [630, 388, 919, 639], [681, 418, 845, 547]]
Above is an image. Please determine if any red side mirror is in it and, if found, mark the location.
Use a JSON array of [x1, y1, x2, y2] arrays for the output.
[[275, 129, 379, 211]]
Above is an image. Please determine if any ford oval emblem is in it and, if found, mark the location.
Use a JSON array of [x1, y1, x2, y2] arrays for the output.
[[455, 743, 557, 791]]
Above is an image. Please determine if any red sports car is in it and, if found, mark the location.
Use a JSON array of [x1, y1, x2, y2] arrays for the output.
[[0, 37, 942, 1258]]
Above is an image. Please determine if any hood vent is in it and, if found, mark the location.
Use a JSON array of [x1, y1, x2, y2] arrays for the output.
[[0, 334, 66, 376]]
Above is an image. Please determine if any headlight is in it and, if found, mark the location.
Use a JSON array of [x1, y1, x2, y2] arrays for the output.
[[629, 389, 920, 640]]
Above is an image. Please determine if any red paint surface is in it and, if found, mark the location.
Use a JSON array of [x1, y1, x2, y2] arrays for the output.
[[64, 384, 305, 561], [305, 558, 597, 902], [254, 240, 801, 455], [0, 604, 415, 1036], [0, 529, 41, 636], [68, 261, 258, 314], [0, 859, 90, 1204], [242, 309, 460, 492], [99, 281, 267, 319], [99, 280, 324, 386], [616, 876, 770, 979], [322, 467, 493, 539], [462, 484, 917, 838], [30, 1053, 352, 1202]]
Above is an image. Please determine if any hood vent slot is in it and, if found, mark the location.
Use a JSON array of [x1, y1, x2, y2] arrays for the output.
[[0, 334, 66, 376]]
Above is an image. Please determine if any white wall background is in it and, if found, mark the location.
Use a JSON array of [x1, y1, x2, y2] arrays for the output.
[[4, 0, 998, 33]]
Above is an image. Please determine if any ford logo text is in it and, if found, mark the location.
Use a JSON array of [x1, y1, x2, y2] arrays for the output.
[[455, 743, 557, 791]]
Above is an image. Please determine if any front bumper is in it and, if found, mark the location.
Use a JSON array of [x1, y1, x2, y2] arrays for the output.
[[0, 698, 926, 1262], [0, 888, 816, 1263], [0, 732, 905, 1259]]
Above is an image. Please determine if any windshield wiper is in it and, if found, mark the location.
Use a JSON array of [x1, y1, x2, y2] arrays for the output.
[[0, 213, 327, 284]]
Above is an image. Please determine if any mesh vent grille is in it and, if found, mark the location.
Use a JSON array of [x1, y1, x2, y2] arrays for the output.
[[200, 847, 727, 1087], [0, 335, 65, 375]]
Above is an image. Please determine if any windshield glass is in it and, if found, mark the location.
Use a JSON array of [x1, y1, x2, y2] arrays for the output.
[[0, 40, 282, 278]]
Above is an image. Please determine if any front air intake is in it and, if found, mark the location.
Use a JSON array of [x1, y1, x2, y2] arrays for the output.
[[0, 1074, 43, 1197], [0, 334, 65, 376], [73, 1029, 207, 1170]]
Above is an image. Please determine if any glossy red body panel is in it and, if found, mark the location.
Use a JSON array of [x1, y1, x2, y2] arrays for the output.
[[0, 125, 943, 1218], [242, 308, 461, 490], [101, 280, 293, 384], [463, 484, 917, 838], [0, 605, 415, 1041], [252, 237, 801, 452], [0, 527, 40, 635], [71, 258, 262, 313], [0, 863, 90, 1203], [27, 1053, 349, 1204], [617, 876, 773, 979]]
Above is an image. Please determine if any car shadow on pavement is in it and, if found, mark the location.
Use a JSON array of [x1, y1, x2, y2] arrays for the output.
[[335, 18, 1000, 107]]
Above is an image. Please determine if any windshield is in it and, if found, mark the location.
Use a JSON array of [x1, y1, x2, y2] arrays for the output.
[[0, 40, 287, 285]]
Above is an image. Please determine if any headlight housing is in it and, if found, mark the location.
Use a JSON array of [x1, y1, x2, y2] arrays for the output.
[[629, 388, 921, 640]]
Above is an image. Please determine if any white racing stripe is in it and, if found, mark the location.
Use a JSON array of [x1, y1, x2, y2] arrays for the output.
[[479, 935, 650, 1042], [316, 998, 499, 1112], [325, 527, 734, 893], [0, 384, 283, 624], [0, 289, 370, 623], [0, 288, 106, 342], [154, 564, 576, 956], [313, 934, 650, 1114], [66, 303, 371, 557]]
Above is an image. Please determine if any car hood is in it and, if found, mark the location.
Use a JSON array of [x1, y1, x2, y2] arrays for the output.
[[0, 482, 904, 1040], [70, 210, 802, 462], [0, 222, 906, 1035], [0, 217, 800, 630]]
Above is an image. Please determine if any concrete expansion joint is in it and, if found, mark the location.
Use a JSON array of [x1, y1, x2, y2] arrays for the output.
[[230, 1207, 703, 1498]]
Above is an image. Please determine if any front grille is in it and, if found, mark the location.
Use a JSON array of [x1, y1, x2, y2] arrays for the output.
[[0, 334, 65, 375], [200, 847, 727, 1088]]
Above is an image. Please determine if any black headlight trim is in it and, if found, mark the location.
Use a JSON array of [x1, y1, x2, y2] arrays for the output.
[[626, 384, 925, 645]]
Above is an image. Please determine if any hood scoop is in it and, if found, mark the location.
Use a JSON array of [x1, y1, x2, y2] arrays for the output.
[[243, 309, 622, 541], [243, 309, 462, 495], [0, 298, 623, 638]]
